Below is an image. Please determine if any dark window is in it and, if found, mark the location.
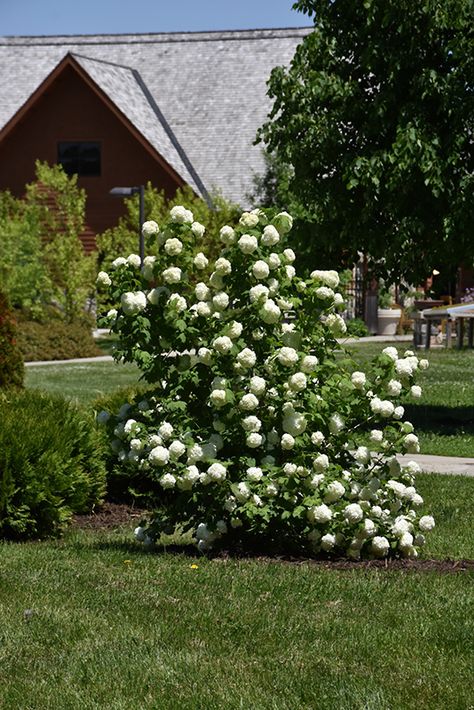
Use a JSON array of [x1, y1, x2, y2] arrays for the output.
[[58, 141, 101, 177]]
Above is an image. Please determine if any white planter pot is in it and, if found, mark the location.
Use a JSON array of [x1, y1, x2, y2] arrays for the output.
[[377, 308, 402, 336]]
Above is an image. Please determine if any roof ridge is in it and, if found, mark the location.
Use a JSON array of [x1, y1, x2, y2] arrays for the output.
[[131, 68, 213, 208], [0, 27, 312, 46], [70, 51, 136, 73]]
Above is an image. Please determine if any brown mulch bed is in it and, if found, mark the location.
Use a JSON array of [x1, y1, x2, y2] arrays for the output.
[[72, 502, 147, 530], [72, 503, 474, 573]]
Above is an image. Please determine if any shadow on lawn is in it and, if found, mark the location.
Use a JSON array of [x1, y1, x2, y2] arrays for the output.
[[404, 403, 474, 435]]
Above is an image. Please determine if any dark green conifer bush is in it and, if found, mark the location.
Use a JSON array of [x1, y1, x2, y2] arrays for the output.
[[0, 390, 106, 539], [0, 291, 24, 389]]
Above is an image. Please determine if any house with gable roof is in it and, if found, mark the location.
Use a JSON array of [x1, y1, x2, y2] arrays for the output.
[[0, 28, 310, 249]]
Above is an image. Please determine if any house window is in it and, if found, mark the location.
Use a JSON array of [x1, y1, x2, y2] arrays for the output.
[[57, 141, 101, 177]]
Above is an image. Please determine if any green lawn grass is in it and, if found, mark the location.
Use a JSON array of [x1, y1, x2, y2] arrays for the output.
[[346, 342, 474, 458], [25, 361, 141, 405], [0, 472, 473, 710]]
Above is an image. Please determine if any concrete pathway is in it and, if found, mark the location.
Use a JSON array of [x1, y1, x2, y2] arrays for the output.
[[25, 355, 114, 367], [397, 453, 474, 478]]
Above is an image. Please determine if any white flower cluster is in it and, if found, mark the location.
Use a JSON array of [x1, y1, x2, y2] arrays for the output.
[[98, 205, 433, 559]]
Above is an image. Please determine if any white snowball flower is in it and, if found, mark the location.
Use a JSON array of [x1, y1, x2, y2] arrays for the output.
[[142, 220, 159, 237], [311, 503, 333, 524], [394, 405, 405, 419], [249, 284, 269, 303], [387, 379, 403, 396], [300, 355, 318, 373], [285, 265, 296, 280], [325, 480, 345, 502], [325, 313, 347, 336], [162, 267, 182, 284], [208, 463, 227, 482], [315, 286, 335, 301], [371, 536, 390, 557], [241, 415, 261, 432], [382, 346, 399, 361], [278, 347, 299, 367], [149, 446, 170, 466], [239, 393, 259, 411], [288, 372, 307, 392], [281, 433, 295, 450], [283, 410, 307, 436], [247, 432, 263, 448], [329, 413, 345, 434], [195, 301, 212, 317], [169, 439, 186, 459], [370, 397, 395, 418], [419, 515, 435, 532], [121, 291, 147, 316], [212, 336, 233, 354], [321, 533, 336, 551], [227, 320, 243, 339], [238, 234, 258, 254], [245, 376, 265, 396], [247, 467, 263, 481], [158, 422, 174, 440], [168, 293, 187, 312], [310, 269, 340, 289], [212, 291, 230, 311], [369, 429, 384, 444], [404, 433, 420, 453], [170, 205, 193, 224], [142, 255, 156, 281], [282, 248, 296, 263], [111, 256, 127, 269], [96, 271, 111, 287], [311, 431, 325, 446], [411, 385, 422, 398], [283, 463, 297, 476], [235, 481, 251, 501], [198, 347, 213, 365], [351, 371, 366, 389], [334, 293, 345, 307], [268, 253, 281, 269], [260, 224, 280, 246], [237, 348, 257, 369], [391, 516, 412, 536], [210, 389, 227, 408], [266, 483, 279, 497], [253, 260, 270, 280], [219, 225, 237, 245], [344, 503, 364, 524], [354, 446, 370, 464], [259, 299, 281, 324], [191, 221, 205, 237], [214, 257, 232, 275], [419, 359, 429, 370], [164, 237, 183, 256], [239, 211, 259, 228], [193, 252, 209, 270], [313, 453, 330, 472], [106, 308, 118, 322]]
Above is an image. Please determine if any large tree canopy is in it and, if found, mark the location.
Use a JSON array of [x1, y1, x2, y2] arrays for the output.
[[258, 0, 474, 284]]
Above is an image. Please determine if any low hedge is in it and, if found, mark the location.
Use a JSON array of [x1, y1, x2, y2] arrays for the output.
[[0, 390, 106, 539], [17, 319, 102, 362]]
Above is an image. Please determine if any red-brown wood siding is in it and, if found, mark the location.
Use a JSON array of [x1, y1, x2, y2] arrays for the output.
[[0, 64, 184, 249]]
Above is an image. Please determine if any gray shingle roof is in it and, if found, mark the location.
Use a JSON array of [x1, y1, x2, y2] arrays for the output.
[[0, 28, 311, 205]]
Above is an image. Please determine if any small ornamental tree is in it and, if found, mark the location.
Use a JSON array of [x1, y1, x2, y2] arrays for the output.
[[97, 206, 435, 558]]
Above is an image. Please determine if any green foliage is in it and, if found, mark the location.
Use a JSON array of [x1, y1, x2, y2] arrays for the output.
[[25, 161, 97, 322], [16, 317, 102, 362], [0, 291, 24, 389], [345, 318, 370, 338], [0, 389, 106, 539], [0, 190, 53, 316], [96, 184, 240, 272], [258, 0, 474, 283]]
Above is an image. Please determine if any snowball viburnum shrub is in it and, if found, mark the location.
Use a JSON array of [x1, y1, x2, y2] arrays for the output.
[[97, 206, 433, 558]]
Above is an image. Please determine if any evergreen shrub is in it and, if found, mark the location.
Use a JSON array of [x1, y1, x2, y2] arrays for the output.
[[17, 318, 102, 362], [0, 390, 106, 539]]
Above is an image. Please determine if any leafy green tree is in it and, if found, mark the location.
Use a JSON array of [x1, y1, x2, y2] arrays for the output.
[[258, 0, 474, 283], [25, 162, 97, 322]]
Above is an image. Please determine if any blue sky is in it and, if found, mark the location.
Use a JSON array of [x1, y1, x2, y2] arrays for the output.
[[2, 0, 309, 36]]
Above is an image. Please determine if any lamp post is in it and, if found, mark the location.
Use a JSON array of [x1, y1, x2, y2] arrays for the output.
[[109, 185, 145, 265]]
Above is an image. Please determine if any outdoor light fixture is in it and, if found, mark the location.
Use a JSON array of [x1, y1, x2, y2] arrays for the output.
[[109, 185, 145, 265]]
